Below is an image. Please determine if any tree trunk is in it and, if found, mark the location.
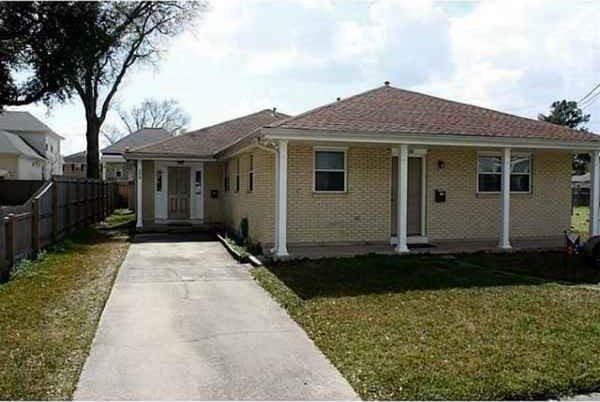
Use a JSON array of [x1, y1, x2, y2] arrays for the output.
[[85, 116, 101, 179]]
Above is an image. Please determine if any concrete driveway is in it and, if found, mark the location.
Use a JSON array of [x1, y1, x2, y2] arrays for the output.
[[74, 233, 358, 400]]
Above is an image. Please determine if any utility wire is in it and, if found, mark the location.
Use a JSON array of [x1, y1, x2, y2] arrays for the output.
[[581, 90, 600, 109], [579, 81, 600, 104]]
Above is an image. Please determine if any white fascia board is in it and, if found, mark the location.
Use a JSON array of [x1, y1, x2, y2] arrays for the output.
[[262, 128, 600, 151], [101, 154, 127, 163]]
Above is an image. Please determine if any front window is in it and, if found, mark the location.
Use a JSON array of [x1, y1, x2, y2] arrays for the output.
[[156, 170, 163, 192], [314, 150, 346, 192], [224, 162, 230, 192], [477, 154, 531, 193]]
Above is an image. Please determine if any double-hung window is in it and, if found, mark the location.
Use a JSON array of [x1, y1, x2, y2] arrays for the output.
[[314, 149, 346, 192], [477, 154, 531, 193], [248, 155, 254, 192]]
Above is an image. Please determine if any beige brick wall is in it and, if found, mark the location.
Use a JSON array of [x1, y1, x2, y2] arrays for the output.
[[222, 149, 276, 246], [203, 162, 224, 224], [426, 147, 572, 241], [287, 145, 391, 244], [141, 160, 155, 224]]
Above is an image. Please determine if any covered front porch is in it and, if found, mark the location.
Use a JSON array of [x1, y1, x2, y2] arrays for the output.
[[264, 134, 598, 260]]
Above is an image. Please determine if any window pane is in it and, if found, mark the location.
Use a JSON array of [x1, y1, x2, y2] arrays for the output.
[[478, 174, 501, 192], [315, 171, 345, 191], [315, 151, 344, 170], [510, 174, 530, 192], [511, 156, 530, 173], [478, 156, 502, 173]]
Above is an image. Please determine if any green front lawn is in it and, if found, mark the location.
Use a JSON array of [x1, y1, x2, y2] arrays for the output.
[[253, 254, 600, 400], [0, 228, 129, 400]]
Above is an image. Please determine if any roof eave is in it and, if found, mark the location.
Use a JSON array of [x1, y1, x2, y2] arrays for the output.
[[123, 151, 216, 161], [262, 127, 600, 151]]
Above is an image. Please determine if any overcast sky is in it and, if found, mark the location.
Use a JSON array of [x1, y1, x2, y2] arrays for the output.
[[10, 0, 600, 155]]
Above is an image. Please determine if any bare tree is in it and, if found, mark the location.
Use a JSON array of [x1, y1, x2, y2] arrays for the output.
[[118, 98, 190, 135], [101, 123, 126, 145]]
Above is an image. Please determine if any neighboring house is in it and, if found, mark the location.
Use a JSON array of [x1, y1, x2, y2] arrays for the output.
[[125, 84, 600, 257], [0, 111, 63, 179], [101, 128, 172, 182], [63, 151, 87, 178], [0, 130, 46, 179]]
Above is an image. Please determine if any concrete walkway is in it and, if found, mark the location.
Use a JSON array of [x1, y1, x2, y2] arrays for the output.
[[74, 233, 358, 400]]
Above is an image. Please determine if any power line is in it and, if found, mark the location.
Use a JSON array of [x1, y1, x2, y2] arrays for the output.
[[579, 81, 600, 104], [581, 90, 600, 110]]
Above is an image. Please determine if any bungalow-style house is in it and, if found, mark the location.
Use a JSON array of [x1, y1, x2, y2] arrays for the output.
[[0, 111, 63, 179], [125, 83, 600, 257]]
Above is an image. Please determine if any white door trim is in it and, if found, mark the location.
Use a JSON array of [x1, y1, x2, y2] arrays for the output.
[[154, 161, 204, 222]]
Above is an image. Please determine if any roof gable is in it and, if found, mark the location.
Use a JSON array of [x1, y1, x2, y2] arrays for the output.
[[102, 128, 173, 154], [0, 111, 62, 139], [129, 109, 290, 157], [269, 85, 599, 143], [0, 130, 46, 160]]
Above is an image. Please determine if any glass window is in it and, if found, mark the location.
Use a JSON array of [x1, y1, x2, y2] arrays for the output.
[[156, 170, 163, 192], [314, 150, 346, 192], [248, 155, 254, 192], [477, 154, 531, 193], [224, 162, 230, 192]]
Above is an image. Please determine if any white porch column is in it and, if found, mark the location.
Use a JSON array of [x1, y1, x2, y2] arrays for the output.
[[274, 140, 288, 257], [590, 150, 600, 236], [136, 159, 143, 229], [272, 148, 280, 252], [499, 147, 512, 249], [395, 144, 409, 253]]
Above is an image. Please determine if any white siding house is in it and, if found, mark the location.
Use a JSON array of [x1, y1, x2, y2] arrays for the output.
[[0, 111, 63, 179]]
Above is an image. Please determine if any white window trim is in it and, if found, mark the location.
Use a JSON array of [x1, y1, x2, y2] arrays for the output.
[[476, 151, 532, 194], [312, 146, 348, 193]]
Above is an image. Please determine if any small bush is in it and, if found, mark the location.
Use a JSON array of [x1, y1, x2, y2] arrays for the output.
[[240, 217, 249, 242]]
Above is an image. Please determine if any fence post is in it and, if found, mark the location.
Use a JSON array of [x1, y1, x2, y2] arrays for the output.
[[52, 181, 59, 241], [6, 214, 15, 269], [31, 199, 40, 258], [0, 217, 9, 282]]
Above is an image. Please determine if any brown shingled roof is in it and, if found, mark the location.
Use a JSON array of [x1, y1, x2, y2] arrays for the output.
[[269, 85, 600, 142], [129, 109, 289, 157]]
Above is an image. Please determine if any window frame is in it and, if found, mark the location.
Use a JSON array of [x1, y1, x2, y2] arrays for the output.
[[312, 147, 348, 193], [476, 152, 532, 194], [248, 154, 254, 192]]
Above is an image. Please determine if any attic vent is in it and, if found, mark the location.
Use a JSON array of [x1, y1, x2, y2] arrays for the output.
[[384, 80, 390, 86], [336, 97, 341, 101], [272, 107, 277, 116]]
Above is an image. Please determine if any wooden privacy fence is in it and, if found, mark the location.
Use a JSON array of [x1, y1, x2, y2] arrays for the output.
[[0, 177, 118, 281]]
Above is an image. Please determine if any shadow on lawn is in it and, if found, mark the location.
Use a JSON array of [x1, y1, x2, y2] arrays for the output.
[[266, 252, 600, 300]]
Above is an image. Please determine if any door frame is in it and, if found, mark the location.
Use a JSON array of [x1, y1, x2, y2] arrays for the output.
[[154, 160, 204, 223], [390, 148, 428, 244]]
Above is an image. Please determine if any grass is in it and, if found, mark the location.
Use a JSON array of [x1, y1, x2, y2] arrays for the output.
[[96, 208, 135, 229], [252, 253, 600, 400], [0, 228, 129, 400], [572, 205, 590, 239]]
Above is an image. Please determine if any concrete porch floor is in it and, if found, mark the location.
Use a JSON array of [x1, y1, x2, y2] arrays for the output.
[[284, 237, 565, 260]]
